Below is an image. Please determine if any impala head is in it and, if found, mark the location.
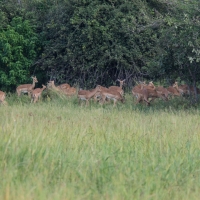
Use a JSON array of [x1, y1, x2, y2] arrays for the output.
[[96, 85, 102, 92], [174, 81, 178, 85], [173, 82, 178, 89], [172, 82, 180, 94], [47, 81, 52, 88], [42, 84, 47, 89], [31, 76, 38, 83], [139, 81, 146, 86], [117, 79, 125, 87], [47, 80, 55, 88], [140, 81, 147, 89], [148, 81, 156, 90]]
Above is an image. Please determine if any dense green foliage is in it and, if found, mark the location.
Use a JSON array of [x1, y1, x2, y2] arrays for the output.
[[0, 0, 200, 93], [0, 17, 38, 90]]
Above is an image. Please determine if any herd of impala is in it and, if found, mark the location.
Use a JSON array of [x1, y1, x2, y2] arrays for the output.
[[0, 76, 199, 106]]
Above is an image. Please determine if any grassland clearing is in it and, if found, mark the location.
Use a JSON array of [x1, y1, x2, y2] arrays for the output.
[[1, 94, 200, 199]]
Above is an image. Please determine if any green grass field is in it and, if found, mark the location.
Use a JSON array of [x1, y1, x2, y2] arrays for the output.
[[1, 94, 200, 200]]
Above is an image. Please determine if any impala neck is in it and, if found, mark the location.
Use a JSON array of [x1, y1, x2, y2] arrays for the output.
[[173, 84, 179, 92], [52, 82, 57, 89], [32, 80, 36, 89], [89, 87, 99, 98], [41, 87, 46, 92], [119, 82, 123, 89]]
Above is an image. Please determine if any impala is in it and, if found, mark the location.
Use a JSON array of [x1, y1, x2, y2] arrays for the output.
[[57, 83, 71, 90], [108, 79, 125, 96], [47, 80, 63, 92], [78, 85, 101, 106], [145, 82, 167, 102], [62, 87, 77, 96], [174, 82, 200, 96], [132, 82, 166, 106], [100, 88, 125, 106], [132, 82, 146, 101], [134, 89, 150, 105], [16, 76, 38, 96], [176, 83, 189, 95], [0, 90, 6, 105], [167, 82, 181, 97], [91, 86, 109, 102], [48, 80, 72, 92], [47, 80, 58, 89], [31, 84, 46, 103], [147, 81, 156, 90], [148, 82, 169, 100], [156, 86, 170, 100]]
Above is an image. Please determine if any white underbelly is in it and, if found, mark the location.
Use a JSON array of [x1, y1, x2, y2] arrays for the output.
[[80, 96, 87, 100], [21, 89, 28, 93], [106, 95, 115, 100]]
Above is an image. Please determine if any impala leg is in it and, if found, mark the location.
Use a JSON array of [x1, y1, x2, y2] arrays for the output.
[[37, 94, 41, 102], [113, 99, 117, 107], [28, 91, 31, 97], [106, 97, 111, 103], [146, 101, 150, 106], [100, 95, 106, 105], [93, 94, 98, 102], [165, 94, 169, 101], [34, 96, 38, 103], [164, 95, 168, 101], [99, 97, 103, 104], [143, 96, 150, 106], [159, 94, 166, 101], [136, 95, 142, 104], [149, 97, 156, 102], [86, 99, 89, 106]]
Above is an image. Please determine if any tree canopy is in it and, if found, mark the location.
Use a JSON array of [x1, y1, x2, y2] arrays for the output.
[[0, 0, 199, 94]]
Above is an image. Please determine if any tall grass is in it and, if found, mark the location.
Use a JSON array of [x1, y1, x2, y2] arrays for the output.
[[1, 94, 200, 199]]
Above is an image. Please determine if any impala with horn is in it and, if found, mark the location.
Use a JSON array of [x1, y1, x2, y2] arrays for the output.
[[108, 79, 125, 96], [16, 76, 38, 97]]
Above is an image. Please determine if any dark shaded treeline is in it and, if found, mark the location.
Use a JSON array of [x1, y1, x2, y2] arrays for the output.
[[0, 0, 200, 101]]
